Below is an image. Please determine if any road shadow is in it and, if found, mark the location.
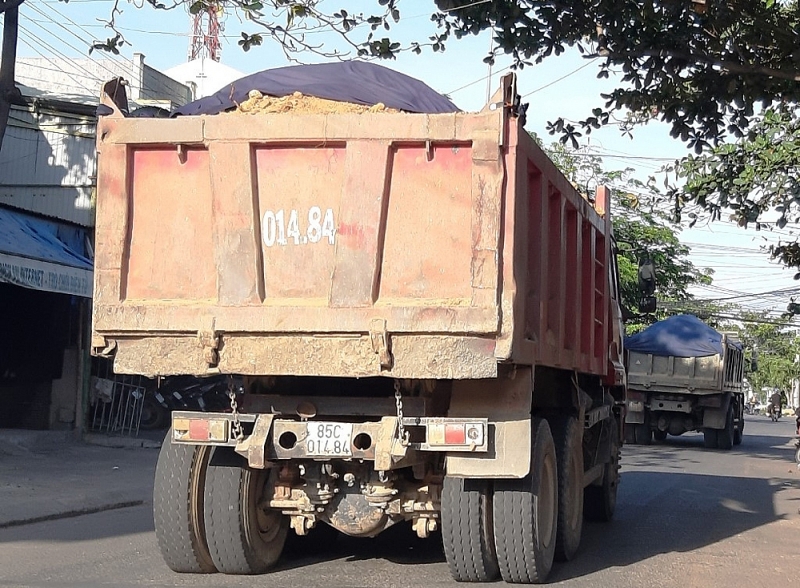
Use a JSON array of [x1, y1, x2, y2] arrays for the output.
[[276, 521, 445, 573], [549, 471, 795, 582], [624, 417, 797, 469]]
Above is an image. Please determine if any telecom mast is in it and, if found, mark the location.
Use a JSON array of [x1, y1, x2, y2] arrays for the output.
[[188, 3, 222, 62]]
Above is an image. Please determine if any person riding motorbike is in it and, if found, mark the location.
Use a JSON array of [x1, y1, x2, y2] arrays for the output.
[[769, 392, 783, 421]]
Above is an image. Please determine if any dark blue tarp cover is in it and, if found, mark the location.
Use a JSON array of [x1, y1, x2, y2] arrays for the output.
[[625, 314, 725, 358], [173, 61, 459, 117]]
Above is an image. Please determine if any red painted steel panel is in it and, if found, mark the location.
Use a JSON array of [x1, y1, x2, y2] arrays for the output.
[[254, 145, 345, 300], [125, 148, 216, 300], [93, 109, 620, 380], [379, 144, 474, 302]]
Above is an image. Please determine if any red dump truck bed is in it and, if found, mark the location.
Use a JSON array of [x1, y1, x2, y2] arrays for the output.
[[92, 98, 619, 382]]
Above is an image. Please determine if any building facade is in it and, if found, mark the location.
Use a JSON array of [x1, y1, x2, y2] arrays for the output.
[[0, 56, 192, 432]]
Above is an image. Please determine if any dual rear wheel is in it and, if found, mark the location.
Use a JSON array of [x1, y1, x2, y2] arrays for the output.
[[442, 418, 558, 584], [703, 403, 738, 450], [153, 431, 288, 576], [442, 416, 615, 584]]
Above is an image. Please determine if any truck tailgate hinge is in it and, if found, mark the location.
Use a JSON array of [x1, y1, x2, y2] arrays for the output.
[[198, 324, 220, 368], [370, 319, 393, 370]]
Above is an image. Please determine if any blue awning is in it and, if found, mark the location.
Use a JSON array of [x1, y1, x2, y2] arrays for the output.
[[0, 207, 93, 298]]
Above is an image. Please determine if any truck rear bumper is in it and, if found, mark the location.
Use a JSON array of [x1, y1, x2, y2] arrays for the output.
[[170, 411, 531, 479]]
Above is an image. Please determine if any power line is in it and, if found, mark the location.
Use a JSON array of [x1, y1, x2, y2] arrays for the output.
[[23, 3, 190, 106], [522, 60, 597, 97], [16, 26, 98, 95]]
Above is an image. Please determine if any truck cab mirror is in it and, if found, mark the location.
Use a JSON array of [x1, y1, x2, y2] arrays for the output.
[[637, 258, 656, 297], [637, 257, 657, 313], [638, 296, 657, 314]]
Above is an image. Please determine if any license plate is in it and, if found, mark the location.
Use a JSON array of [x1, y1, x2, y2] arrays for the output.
[[305, 422, 353, 457]]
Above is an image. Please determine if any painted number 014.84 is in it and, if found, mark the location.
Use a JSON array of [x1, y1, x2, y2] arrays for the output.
[[262, 207, 336, 247]]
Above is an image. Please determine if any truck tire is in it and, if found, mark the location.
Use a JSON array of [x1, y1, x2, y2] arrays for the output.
[[653, 429, 668, 442], [717, 406, 735, 450], [140, 394, 170, 430], [204, 463, 288, 574], [703, 428, 718, 449], [583, 419, 620, 522], [633, 423, 652, 445], [441, 477, 500, 582], [548, 415, 583, 562], [623, 424, 636, 445], [493, 417, 558, 584], [733, 403, 744, 446], [153, 433, 216, 574]]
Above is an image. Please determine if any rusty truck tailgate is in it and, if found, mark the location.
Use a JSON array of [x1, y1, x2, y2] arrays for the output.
[[92, 111, 507, 378]]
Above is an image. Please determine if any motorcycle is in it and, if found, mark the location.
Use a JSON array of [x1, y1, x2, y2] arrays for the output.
[[769, 403, 781, 422]]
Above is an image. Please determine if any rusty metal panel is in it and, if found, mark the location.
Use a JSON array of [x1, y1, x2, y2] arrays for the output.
[[254, 143, 344, 300], [124, 147, 217, 300], [92, 108, 616, 380], [378, 144, 474, 303], [111, 334, 498, 379], [512, 126, 614, 377]]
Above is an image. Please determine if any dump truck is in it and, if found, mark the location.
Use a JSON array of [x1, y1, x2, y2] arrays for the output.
[[91, 64, 639, 584], [624, 314, 745, 449]]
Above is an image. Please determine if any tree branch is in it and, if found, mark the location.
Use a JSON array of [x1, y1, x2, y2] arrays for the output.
[[0, 0, 24, 14], [590, 47, 800, 82]]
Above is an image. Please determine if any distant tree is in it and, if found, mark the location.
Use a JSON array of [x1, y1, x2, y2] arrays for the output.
[[670, 108, 800, 280], [539, 139, 712, 330], [721, 311, 800, 397]]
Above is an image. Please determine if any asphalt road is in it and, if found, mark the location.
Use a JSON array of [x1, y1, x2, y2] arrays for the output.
[[1, 416, 799, 588]]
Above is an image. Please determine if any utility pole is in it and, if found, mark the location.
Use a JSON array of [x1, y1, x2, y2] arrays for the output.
[[0, 0, 24, 152]]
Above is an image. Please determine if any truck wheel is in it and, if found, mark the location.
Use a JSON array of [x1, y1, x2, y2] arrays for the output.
[[204, 463, 288, 574], [633, 423, 652, 445], [548, 415, 583, 562], [623, 424, 636, 445], [493, 417, 558, 584], [703, 428, 718, 449], [583, 419, 620, 522], [441, 477, 499, 582], [733, 418, 744, 446], [653, 429, 668, 442], [140, 394, 170, 430], [153, 433, 216, 573], [717, 406, 735, 450], [733, 403, 744, 446]]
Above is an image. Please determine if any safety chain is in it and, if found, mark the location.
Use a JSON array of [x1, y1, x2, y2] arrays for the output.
[[394, 380, 410, 446], [227, 377, 244, 441]]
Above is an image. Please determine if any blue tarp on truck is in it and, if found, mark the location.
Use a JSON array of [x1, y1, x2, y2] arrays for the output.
[[625, 314, 727, 358], [172, 61, 460, 117]]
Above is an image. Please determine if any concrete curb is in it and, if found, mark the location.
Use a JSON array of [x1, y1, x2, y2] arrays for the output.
[[83, 433, 162, 449], [0, 500, 145, 529], [0, 430, 159, 529]]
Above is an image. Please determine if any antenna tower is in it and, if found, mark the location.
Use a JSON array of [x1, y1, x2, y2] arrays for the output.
[[189, 3, 222, 62]]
